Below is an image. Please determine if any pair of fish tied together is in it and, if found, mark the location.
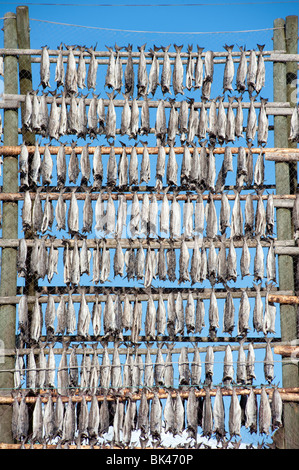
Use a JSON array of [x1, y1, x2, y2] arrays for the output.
[[12, 42, 285, 448]]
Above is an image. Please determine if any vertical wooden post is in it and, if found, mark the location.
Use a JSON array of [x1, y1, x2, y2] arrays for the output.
[[0, 12, 19, 444], [274, 17, 299, 449]]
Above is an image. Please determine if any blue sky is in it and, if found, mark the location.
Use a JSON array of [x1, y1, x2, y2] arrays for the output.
[[0, 0, 297, 447]]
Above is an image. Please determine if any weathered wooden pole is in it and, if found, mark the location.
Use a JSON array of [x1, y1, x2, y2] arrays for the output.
[[0, 12, 19, 444], [273, 16, 299, 449]]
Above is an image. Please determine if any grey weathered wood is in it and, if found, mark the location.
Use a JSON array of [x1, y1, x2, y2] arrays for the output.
[[0, 11, 18, 445]]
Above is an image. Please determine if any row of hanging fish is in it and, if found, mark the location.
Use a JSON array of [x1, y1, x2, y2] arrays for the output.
[[39, 43, 266, 99], [21, 188, 274, 242], [17, 284, 277, 345], [14, 340, 277, 394], [22, 89, 269, 146], [11, 385, 282, 447], [19, 142, 267, 192], [17, 231, 277, 288]]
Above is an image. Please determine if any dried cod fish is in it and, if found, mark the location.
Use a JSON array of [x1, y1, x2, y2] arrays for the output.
[[223, 44, 234, 93]]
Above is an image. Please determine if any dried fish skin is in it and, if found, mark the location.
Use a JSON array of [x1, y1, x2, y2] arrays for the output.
[[271, 388, 283, 430], [259, 387, 272, 435], [124, 44, 134, 98], [289, 104, 299, 142], [236, 46, 247, 93], [161, 44, 171, 95], [235, 96, 244, 138], [213, 387, 226, 441], [87, 46, 98, 91], [170, 196, 181, 239], [191, 346, 202, 386], [137, 44, 148, 98], [263, 341, 274, 384], [229, 388, 241, 437], [202, 388, 213, 438], [40, 45, 51, 88], [164, 391, 175, 434], [179, 240, 190, 284], [179, 347, 190, 385], [223, 344, 234, 384], [231, 191, 243, 239], [223, 291, 235, 336], [223, 44, 235, 93], [155, 99, 167, 146], [206, 194, 218, 239], [245, 388, 258, 433], [254, 238, 264, 282], [246, 96, 257, 143], [238, 290, 250, 337], [205, 345, 214, 384], [257, 97, 268, 146], [148, 46, 160, 97], [150, 392, 162, 442]]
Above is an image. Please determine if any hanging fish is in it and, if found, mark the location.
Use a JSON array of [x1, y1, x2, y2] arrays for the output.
[[209, 290, 219, 339], [229, 388, 241, 437], [179, 347, 190, 385], [46, 343, 56, 389], [253, 283, 264, 333], [240, 237, 251, 279], [77, 94, 88, 138], [227, 237, 237, 282], [259, 386, 272, 435], [43, 394, 55, 442], [31, 92, 40, 133], [222, 344, 234, 386], [235, 96, 244, 138], [144, 45, 160, 98], [105, 45, 116, 90], [107, 143, 117, 186], [289, 104, 299, 142], [198, 99, 208, 141], [82, 192, 93, 233], [140, 96, 150, 136], [137, 43, 148, 98], [223, 44, 234, 93], [202, 388, 213, 438], [179, 240, 190, 284], [238, 290, 250, 336], [254, 237, 264, 282], [140, 141, 151, 184], [150, 391, 162, 442], [226, 95, 236, 143], [40, 45, 51, 88], [236, 341, 247, 385], [263, 340, 274, 383], [65, 45, 77, 95], [167, 98, 178, 144], [206, 194, 218, 239], [213, 387, 225, 442], [223, 291, 235, 336], [19, 144, 29, 188], [266, 241, 276, 283], [155, 99, 167, 146], [154, 343, 165, 386], [263, 290, 276, 335], [106, 92, 117, 141], [23, 91, 32, 131], [246, 342, 256, 384], [246, 96, 257, 143], [17, 392, 29, 443], [231, 190, 243, 239], [247, 48, 257, 95], [271, 387, 283, 431], [161, 44, 171, 95], [236, 46, 247, 93], [191, 236, 201, 285], [172, 44, 184, 95], [257, 97, 268, 146], [130, 98, 139, 140], [217, 96, 226, 144], [86, 45, 98, 90], [124, 44, 134, 98], [54, 43, 65, 88], [173, 392, 185, 436], [191, 344, 202, 386], [255, 44, 266, 94]]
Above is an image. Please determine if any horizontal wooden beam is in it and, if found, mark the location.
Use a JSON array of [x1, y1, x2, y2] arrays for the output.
[[1, 387, 298, 404], [274, 345, 299, 357], [268, 294, 299, 304], [2, 145, 297, 156]]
